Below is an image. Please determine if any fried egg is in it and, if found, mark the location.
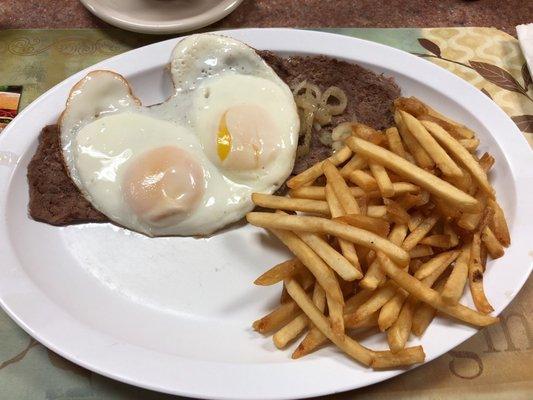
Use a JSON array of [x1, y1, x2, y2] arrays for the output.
[[59, 34, 299, 236]]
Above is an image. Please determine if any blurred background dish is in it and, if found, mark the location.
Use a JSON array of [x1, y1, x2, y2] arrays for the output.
[[79, 0, 244, 34]]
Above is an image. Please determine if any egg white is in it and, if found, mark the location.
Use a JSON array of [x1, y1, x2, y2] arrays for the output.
[[59, 34, 299, 236]]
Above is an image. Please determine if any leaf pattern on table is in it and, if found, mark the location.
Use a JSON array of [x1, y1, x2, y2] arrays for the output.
[[46, 349, 92, 378], [418, 38, 441, 57], [481, 88, 493, 100], [469, 61, 527, 95], [0, 338, 38, 370], [511, 115, 533, 133], [522, 63, 532, 89]]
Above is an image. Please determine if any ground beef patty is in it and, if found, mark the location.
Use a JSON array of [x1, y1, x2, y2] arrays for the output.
[[27, 125, 108, 225], [258, 51, 400, 173], [27, 53, 400, 226]]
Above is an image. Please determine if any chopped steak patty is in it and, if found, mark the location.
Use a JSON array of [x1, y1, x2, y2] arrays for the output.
[[27, 125, 108, 225], [258, 51, 400, 173], [27, 53, 400, 226]]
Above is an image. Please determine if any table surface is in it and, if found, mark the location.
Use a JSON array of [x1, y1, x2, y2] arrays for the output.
[[1, 2, 533, 400], [1, 0, 532, 36]]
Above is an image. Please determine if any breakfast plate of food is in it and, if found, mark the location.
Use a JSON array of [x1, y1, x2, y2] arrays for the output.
[[0, 28, 531, 399]]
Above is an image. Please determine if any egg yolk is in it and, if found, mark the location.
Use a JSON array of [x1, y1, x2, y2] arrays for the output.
[[123, 146, 204, 226], [216, 105, 278, 170]]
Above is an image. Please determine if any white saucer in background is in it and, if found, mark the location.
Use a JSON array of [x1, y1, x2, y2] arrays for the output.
[[80, 0, 244, 34]]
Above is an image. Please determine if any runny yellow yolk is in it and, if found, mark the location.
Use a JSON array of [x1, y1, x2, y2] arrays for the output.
[[214, 105, 278, 170], [216, 112, 232, 162]]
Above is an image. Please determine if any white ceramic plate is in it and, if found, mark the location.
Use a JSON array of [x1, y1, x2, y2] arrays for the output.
[[0, 29, 532, 400], [80, 0, 244, 34]]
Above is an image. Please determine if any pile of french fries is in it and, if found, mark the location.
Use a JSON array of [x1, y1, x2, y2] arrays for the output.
[[247, 97, 510, 369]]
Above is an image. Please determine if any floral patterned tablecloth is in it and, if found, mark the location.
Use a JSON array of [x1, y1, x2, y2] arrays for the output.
[[0, 27, 531, 400]]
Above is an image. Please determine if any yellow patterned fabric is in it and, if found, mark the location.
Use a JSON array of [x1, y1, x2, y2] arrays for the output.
[[419, 27, 533, 146]]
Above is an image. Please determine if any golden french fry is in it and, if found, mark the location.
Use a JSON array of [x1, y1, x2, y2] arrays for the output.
[[394, 97, 475, 139], [292, 327, 326, 359], [487, 198, 510, 247], [252, 301, 300, 333], [378, 289, 408, 331], [322, 160, 361, 214], [369, 162, 395, 197], [419, 234, 452, 248], [397, 191, 429, 210], [247, 212, 410, 266], [457, 191, 486, 231], [412, 278, 447, 337], [421, 120, 494, 198], [352, 123, 382, 142], [273, 282, 326, 349], [360, 224, 408, 290], [387, 296, 417, 353], [360, 258, 385, 291], [389, 224, 409, 246], [408, 211, 424, 232], [367, 205, 387, 218], [409, 245, 434, 258], [442, 244, 470, 303], [414, 250, 460, 280], [481, 226, 504, 259], [345, 137, 480, 212], [323, 160, 361, 214], [446, 167, 473, 194], [254, 258, 303, 286], [296, 266, 317, 291], [296, 231, 362, 281], [325, 184, 361, 271], [469, 233, 494, 314], [402, 214, 439, 250], [289, 183, 418, 201], [396, 96, 475, 140], [372, 346, 425, 369], [444, 222, 459, 247], [432, 196, 461, 220], [268, 228, 344, 305], [393, 97, 428, 117], [251, 193, 330, 216], [346, 312, 379, 329], [312, 282, 327, 311], [345, 281, 397, 325], [280, 284, 291, 304], [340, 155, 367, 177], [280, 268, 314, 304], [293, 287, 377, 358], [476, 206, 494, 235], [327, 292, 345, 338], [334, 214, 390, 237], [348, 170, 379, 192], [459, 138, 480, 152], [394, 110, 435, 168], [286, 145, 352, 189], [273, 313, 307, 349], [385, 127, 407, 158], [479, 152, 495, 172], [409, 259, 424, 274], [401, 111, 463, 178], [376, 252, 498, 327], [385, 199, 410, 225], [425, 112, 475, 140], [285, 279, 374, 366]]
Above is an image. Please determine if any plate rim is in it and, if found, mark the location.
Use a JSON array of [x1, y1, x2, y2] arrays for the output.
[[0, 28, 532, 400], [79, 0, 244, 34]]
